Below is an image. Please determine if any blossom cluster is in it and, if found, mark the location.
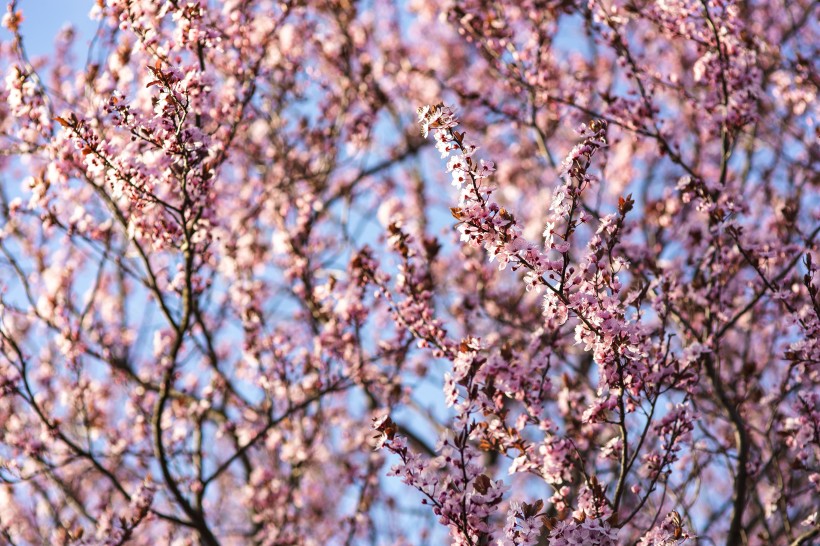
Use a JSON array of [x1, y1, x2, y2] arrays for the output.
[[0, 0, 816, 544], [374, 416, 507, 545]]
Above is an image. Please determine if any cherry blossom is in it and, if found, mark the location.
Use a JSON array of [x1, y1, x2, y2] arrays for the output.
[[0, 0, 817, 544]]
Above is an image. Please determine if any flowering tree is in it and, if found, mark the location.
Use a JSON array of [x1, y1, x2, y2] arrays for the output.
[[0, 0, 817, 545]]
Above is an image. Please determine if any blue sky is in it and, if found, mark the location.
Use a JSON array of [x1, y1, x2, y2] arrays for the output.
[[1, 1, 98, 56]]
